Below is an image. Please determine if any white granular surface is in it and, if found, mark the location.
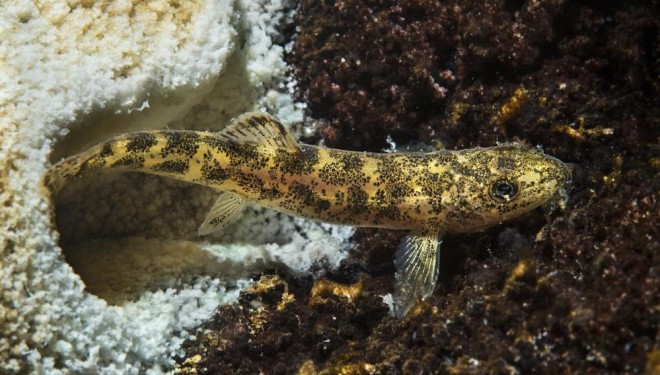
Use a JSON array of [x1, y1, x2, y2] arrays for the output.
[[0, 1, 353, 373]]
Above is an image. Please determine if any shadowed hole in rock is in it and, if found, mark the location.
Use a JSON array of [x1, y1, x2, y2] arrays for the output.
[[45, 56, 268, 305], [51, 146, 241, 304]]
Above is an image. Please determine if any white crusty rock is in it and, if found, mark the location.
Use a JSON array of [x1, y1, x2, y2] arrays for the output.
[[0, 1, 352, 373]]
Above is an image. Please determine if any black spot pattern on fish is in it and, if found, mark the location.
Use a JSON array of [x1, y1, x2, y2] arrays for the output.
[[111, 155, 145, 168], [374, 155, 414, 187], [317, 199, 331, 212], [232, 172, 265, 194], [347, 185, 368, 215], [76, 159, 92, 176], [388, 183, 413, 202], [100, 142, 114, 157], [127, 133, 158, 153], [419, 170, 453, 214], [274, 145, 319, 175], [497, 153, 517, 171], [258, 186, 283, 200], [230, 144, 265, 169], [318, 150, 369, 186], [374, 204, 403, 223], [289, 181, 316, 207], [153, 160, 189, 175], [201, 163, 229, 183], [208, 138, 268, 170], [161, 132, 200, 159]]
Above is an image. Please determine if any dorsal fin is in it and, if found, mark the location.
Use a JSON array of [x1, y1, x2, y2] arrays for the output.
[[218, 112, 300, 151]]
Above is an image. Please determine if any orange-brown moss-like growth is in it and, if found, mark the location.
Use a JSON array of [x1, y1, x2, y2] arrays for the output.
[[177, 0, 657, 373]]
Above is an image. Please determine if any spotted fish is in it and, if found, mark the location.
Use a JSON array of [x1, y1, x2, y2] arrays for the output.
[[42, 112, 571, 317]]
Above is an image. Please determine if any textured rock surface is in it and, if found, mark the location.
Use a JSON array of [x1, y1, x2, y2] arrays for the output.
[[178, 0, 658, 373], [0, 0, 352, 373], [0, 1, 237, 372]]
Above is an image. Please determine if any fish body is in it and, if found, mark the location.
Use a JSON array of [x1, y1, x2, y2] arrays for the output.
[[43, 113, 571, 317]]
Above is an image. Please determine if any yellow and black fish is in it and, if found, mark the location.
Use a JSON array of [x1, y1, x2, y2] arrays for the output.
[[42, 112, 571, 317]]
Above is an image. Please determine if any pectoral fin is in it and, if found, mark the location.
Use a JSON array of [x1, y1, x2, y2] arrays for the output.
[[393, 230, 442, 318], [198, 192, 247, 235]]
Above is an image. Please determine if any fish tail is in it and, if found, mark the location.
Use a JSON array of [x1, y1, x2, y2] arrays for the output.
[[41, 132, 167, 195], [41, 148, 103, 195]]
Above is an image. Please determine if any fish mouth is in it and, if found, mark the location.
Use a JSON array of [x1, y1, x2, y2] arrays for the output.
[[539, 187, 569, 217], [543, 158, 573, 213], [530, 151, 572, 211], [559, 162, 576, 201], [544, 154, 573, 187]]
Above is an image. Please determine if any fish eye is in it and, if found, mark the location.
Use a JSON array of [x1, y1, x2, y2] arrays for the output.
[[490, 180, 519, 202]]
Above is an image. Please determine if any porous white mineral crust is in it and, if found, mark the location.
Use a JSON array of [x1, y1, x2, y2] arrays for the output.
[[0, 1, 352, 373]]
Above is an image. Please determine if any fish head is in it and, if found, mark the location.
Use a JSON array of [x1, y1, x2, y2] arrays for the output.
[[444, 144, 571, 232]]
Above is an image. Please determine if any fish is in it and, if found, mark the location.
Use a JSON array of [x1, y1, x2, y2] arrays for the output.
[[42, 112, 571, 317]]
